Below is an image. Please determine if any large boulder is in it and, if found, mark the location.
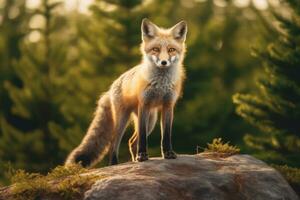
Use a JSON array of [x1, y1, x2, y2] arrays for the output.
[[0, 154, 298, 200], [84, 154, 298, 200]]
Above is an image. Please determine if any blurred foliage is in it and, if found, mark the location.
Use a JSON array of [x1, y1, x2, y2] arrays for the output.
[[1, 0, 85, 178], [0, 0, 298, 186], [233, 0, 300, 167], [271, 164, 300, 195]]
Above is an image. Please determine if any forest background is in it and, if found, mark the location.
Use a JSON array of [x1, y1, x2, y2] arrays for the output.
[[1, 0, 299, 188]]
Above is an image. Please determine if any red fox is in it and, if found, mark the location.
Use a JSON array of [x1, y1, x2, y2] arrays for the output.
[[65, 19, 187, 167]]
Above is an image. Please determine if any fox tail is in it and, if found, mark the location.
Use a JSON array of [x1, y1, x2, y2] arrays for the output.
[[65, 93, 114, 167]]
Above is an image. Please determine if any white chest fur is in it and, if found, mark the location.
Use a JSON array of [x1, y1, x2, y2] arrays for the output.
[[139, 63, 180, 105]]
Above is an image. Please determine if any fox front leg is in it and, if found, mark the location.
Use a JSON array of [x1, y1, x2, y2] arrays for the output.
[[136, 105, 150, 162], [161, 105, 177, 159]]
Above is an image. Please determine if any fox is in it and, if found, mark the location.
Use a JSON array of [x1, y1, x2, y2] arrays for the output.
[[65, 18, 188, 167]]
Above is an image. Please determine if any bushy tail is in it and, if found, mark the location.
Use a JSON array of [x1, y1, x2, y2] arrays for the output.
[[65, 93, 114, 167]]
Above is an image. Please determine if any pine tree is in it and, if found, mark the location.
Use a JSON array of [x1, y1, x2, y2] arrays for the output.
[[0, 0, 89, 178], [0, 0, 29, 77], [0, 0, 30, 132], [81, 0, 145, 74], [233, 0, 300, 166], [0, 0, 31, 184]]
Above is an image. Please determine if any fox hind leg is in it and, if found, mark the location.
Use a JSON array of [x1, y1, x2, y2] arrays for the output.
[[108, 110, 131, 165], [128, 131, 138, 162]]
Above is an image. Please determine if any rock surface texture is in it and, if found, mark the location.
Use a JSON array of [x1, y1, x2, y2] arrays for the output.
[[84, 154, 299, 200]]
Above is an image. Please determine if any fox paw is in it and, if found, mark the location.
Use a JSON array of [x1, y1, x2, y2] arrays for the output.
[[163, 150, 177, 159], [136, 152, 149, 162]]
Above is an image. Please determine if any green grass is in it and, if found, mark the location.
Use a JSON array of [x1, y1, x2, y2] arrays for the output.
[[8, 164, 99, 200], [203, 138, 240, 157]]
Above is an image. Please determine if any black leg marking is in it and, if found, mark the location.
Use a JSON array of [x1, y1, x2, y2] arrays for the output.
[[75, 153, 92, 167], [109, 152, 118, 165], [136, 152, 148, 162], [163, 150, 177, 159]]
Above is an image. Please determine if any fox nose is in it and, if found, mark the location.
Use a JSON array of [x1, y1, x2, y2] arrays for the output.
[[161, 60, 167, 66]]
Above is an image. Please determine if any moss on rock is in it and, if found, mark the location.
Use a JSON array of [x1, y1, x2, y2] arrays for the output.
[[8, 164, 99, 200]]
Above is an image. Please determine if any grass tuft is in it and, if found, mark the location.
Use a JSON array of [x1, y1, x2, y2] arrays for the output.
[[203, 138, 240, 157]]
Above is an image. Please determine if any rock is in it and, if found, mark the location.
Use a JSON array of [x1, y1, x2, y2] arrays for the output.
[[0, 154, 298, 200], [84, 154, 298, 200]]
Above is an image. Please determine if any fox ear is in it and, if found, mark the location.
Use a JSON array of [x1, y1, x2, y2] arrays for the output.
[[171, 20, 187, 42], [141, 18, 158, 40]]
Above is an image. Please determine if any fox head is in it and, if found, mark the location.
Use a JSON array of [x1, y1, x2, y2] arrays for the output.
[[141, 18, 187, 68]]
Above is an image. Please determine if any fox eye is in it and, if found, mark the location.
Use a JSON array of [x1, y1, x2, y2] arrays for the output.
[[168, 48, 176, 53], [152, 47, 160, 52]]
